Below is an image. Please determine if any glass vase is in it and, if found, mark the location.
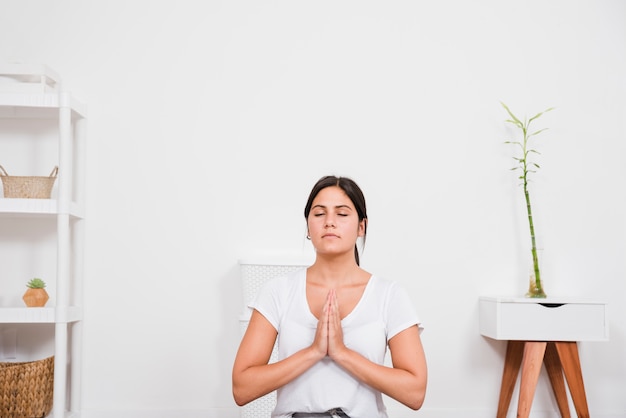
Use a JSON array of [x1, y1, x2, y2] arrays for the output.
[[526, 249, 546, 298]]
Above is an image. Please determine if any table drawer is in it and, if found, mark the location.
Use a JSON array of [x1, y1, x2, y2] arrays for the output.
[[479, 297, 609, 341]]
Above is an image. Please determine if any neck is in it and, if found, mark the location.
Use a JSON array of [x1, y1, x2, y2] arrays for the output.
[[308, 253, 361, 286]]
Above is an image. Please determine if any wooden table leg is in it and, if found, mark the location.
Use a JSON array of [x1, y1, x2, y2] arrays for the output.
[[555, 342, 590, 418], [517, 341, 547, 418], [544, 342, 571, 418], [497, 341, 525, 418], [494, 340, 592, 418]]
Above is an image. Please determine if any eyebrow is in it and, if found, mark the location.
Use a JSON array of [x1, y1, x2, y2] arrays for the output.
[[311, 204, 353, 210]]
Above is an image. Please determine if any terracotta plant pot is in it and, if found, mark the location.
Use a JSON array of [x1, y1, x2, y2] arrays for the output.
[[23, 288, 49, 307]]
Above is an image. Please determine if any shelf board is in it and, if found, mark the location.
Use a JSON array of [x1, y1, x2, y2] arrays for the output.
[[0, 198, 84, 218], [0, 306, 82, 323], [47, 413, 81, 418], [0, 92, 87, 119]]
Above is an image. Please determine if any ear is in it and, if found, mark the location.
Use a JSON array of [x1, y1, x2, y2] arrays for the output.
[[357, 218, 367, 237]]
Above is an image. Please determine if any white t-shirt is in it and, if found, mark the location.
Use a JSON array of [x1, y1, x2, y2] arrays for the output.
[[250, 268, 421, 418]]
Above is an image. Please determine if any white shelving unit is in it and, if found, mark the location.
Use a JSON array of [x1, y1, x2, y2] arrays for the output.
[[0, 65, 87, 418]]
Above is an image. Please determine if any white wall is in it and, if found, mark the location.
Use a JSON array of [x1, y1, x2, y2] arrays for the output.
[[1, 1, 625, 417]]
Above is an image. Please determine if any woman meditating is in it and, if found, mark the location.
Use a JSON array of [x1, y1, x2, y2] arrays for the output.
[[232, 175, 428, 418]]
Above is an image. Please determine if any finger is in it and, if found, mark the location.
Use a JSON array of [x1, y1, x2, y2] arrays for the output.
[[328, 290, 341, 335], [330, 289, 341, 327], [332, 289, 339, 317], [313, 314, 328, 356]]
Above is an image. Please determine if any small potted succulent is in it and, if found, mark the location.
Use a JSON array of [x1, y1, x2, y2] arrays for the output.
[[23, 278, 50, 307], [502, 102, 554, 298]]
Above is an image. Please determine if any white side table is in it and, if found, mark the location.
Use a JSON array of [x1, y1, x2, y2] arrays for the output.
[[479, 296, 609, 418]]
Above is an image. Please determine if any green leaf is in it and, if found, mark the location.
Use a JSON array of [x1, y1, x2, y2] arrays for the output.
[[529, 127, 549, 137], [501, 102, 523, 126], [26, 278, 46, 289], [528, 107, 555, 123]]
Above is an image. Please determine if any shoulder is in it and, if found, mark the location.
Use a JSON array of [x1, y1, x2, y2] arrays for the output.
[[367, 276, 422, 335], [368, 275, 415, 309], [368, 275, 403, 294], [257, 267, 306, 298], [250, 268, 307, 324]]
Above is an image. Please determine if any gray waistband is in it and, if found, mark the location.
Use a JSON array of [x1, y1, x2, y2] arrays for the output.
[[292, 409, 349, 418]]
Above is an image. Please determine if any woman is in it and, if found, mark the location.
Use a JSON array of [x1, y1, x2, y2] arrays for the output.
[[232, 175, 427, 418]]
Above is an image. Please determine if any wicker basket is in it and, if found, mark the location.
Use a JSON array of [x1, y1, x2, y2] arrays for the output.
[[0, 165, 58, 199], [0, 356, 54, 418]]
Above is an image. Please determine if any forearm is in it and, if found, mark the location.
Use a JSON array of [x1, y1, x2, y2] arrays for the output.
[[233, 345, 323, 406], [332, 349, 426, 410]]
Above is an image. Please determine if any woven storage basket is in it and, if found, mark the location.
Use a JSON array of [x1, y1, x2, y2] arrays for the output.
[[0, 356, 54, 418], [0, 165, 58, 199]]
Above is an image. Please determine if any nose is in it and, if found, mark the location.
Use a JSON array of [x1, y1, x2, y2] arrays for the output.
[[325, 216, 335, 228]]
